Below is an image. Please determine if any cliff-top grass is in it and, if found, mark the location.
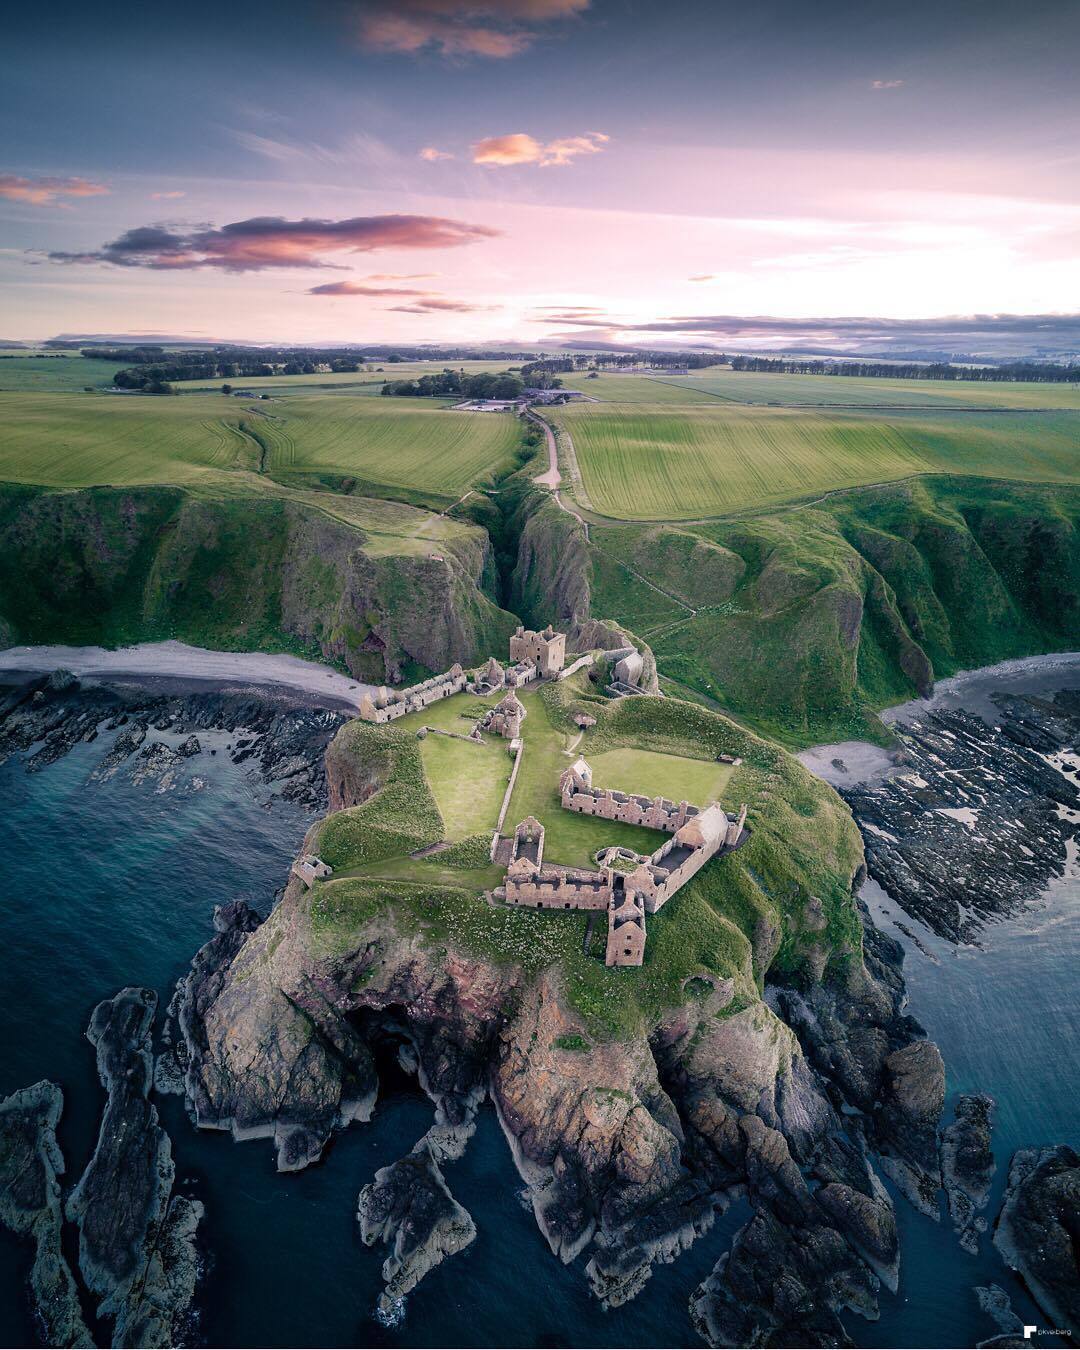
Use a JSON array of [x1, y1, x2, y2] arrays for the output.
[[553, 400, 1080, 520], [0, 389, 522, 502]]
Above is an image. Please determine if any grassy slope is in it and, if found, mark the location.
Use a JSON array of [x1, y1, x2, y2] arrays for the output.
[[555, 400, 1080, 520], [309, 680, 864, 1040], [0, 482, 517, 678], [586, 476, 1080, 744]]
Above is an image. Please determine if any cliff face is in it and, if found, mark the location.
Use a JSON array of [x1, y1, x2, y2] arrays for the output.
[[0, 484, 516, 683]]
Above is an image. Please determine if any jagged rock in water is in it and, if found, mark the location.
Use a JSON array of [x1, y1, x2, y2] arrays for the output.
[[842, 696, 1080, 942], [942, 1094, 995, 1253], [873, 1040, 945, 1218], [976, 1282, 1025, 1344], [357, 1142, 476, 1317], [0, 679, 344, 809], [690, 1201, 879, 1349], [993, 1145, 1080, 1336], [67, 987, 202, 1348], [0, 1081, 93, 1348]]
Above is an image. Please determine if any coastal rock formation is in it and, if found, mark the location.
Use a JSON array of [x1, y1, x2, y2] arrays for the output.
[[169, 691, 946, 1347], [0, 485, 516, 685], [356, 1143, 476, 1319], [841, 694, 1080, 942], [873, 1040, 946, 1218], [0, 676, 346, 810], [67, 987, 202, 1349], [993, 1145, 1080, 1336], [942, 1094, 995, 1253], [0, 1082, 93, 1348]]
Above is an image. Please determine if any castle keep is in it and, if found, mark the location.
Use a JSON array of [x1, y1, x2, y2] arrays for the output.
[[356, 626, 567, 723]]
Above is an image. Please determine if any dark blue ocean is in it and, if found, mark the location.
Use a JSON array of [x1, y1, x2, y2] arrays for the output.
[[1, 711, 1077, 1348]]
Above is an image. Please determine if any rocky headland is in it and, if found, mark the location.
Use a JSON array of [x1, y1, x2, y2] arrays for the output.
[[156, 689, 967, 1345]]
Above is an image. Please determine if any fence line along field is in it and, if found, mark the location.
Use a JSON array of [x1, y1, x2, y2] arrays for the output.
[[554, 401, 1080, 520], [563, 369, 1080, 410], [0, 391, 523, 500]]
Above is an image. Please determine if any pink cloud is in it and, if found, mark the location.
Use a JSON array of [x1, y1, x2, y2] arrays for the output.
[[472, 130, 608, 167], [389, 296, 499, 313], [0, 174, 109, 207], [357, 1, 590, 58], [48, 213, 500, 271], [308, 281, 431, 296], [151, 190, 187, 200], [419, 146, 454, 161]]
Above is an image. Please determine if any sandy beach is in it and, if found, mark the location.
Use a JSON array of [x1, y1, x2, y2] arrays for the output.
[[0, 640, 378, 712]]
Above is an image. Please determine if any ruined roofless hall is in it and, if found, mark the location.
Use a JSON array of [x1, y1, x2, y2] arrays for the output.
[[499, 757, 749, 968]]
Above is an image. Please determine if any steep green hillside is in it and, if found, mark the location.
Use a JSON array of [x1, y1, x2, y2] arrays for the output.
[[0, 483, 516, 681], [515, 478, 1080, 745]]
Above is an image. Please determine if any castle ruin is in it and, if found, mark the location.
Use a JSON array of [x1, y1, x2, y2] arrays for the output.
[[497, 757, 748, 968], [358, 664, 467, 723]]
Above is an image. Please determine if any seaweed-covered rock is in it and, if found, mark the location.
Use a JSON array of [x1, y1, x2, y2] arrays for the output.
[[993, 1146, 1080, 1335], [942, 1094, 995, 1253], [357, 1143, 475, 1318], [0, 1081, 92, 1348], [67, 987, 202, 1348]]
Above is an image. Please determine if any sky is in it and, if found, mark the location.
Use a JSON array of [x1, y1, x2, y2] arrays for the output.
[[2, 0, 1079, 353]]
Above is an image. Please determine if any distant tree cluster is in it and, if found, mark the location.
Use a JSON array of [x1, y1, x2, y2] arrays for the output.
[[728, 355, 1080, 383], [381, 370, 525, 400]]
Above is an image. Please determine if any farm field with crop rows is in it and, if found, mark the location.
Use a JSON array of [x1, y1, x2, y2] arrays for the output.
[[555, 401, 1080, 519]]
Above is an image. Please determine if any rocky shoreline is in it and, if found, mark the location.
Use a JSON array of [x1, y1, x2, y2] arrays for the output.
[[838, 691, 1080, 943], [0, 670, 348, 810]]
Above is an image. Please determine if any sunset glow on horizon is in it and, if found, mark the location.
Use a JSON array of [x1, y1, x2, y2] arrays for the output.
[[2, 0, 1078, 353]]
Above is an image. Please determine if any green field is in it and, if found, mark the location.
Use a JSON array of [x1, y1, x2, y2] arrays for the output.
[[0, 353, 119, 392], [555, 401, 1080, 520], [0, 390, 523, 501], [563, 368, 1080, 410], [585, 747, 732, 803], [419, 733, 510, 840]]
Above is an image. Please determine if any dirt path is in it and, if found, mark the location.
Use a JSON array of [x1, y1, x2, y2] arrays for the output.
[[528, 411, 593, 539]]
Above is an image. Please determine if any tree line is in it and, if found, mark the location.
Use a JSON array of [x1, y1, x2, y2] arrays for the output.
[[381, 371, 525, 400], [728, 355, 1080, 383]]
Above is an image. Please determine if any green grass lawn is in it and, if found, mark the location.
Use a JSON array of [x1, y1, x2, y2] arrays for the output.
[[555, 401, 1080, 520], [585, 746, 733, 803], [0, 390, 522, 501], [419, 733, 511, 839], [506, 690, 666, 867]]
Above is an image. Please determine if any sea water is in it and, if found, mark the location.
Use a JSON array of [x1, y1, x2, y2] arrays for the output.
[[0, 707, 1077, 1348]]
